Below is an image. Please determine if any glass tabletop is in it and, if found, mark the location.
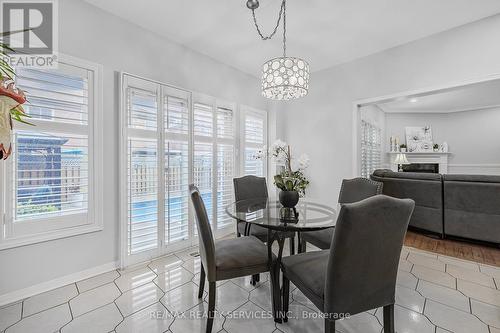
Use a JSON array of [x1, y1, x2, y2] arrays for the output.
[[225, 198, 337, 232]]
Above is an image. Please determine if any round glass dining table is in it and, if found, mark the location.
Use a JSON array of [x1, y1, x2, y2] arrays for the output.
[[225, 198, 337, 322]]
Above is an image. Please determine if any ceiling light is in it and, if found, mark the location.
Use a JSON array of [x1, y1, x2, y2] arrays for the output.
[[410, 98, 418, 103], [247, 0, 310, 101]]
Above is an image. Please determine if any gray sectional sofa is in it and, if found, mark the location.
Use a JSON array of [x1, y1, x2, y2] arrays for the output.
[[371, 169, 500, 244]]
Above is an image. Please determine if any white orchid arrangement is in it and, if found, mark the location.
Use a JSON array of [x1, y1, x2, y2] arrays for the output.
[[255, 139, 310, 196]]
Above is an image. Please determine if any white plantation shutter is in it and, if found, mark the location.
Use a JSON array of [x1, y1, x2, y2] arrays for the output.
[[128, 137, 158, 254], [360, 120, 382, 178], [124, 78, 194, 258], [126, 85, 159, 255], [2, 58, 102, 243], [241, 108, 267, 177], [164, 88, 190, 244], [215, 106, 234, 230], [193, 99, 235, 231]]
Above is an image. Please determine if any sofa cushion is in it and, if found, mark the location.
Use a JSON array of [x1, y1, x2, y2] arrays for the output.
[[443, 174, 500, 183]]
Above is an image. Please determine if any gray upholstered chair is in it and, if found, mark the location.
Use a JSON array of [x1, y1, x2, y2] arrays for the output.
[[299, 177, 383, 252], [189, 184, 274, 333], [234, 175, 295, 255], [282, 195, 415, 333]]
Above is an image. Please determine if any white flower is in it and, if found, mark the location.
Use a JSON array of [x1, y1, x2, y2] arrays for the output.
[[297, 153, 310, 170], [253, 145, 267, 160]]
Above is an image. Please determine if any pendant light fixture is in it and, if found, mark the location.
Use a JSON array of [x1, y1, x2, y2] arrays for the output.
[[247, 0, 310, 100]]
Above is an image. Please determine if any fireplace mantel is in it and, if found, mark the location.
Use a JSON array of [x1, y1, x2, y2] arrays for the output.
[[387, 152, 452, 174]]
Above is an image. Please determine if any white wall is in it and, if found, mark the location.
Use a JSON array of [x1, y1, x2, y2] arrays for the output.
[[0, 0, 270, 299], [279, 14, 500, 202], [385, 108, 500, 174]]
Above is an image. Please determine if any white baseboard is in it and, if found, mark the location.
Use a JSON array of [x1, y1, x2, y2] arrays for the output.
[[0, 261, 119, 307]]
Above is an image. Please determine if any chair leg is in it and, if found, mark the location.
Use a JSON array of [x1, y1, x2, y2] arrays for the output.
[[207, 281, 216, 333], [300, 239, 307, 253], [282, 275, 290, 322], [251, 274, 259, 285], [383, 304, 395, 333], [324, 318, 335, 333], [198, 264, 206, 299], [289, 236, 295, 255]]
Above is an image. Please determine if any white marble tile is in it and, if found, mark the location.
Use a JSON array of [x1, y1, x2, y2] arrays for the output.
[[181, 258, 201, 275], [275, 302, 323, 333], [115, 267, 157, 293], [77, 270, 120, 293], [5, 303, 71, 333], [249, 281, 273, 312], [0, 303, 22, 331], [407, 247, 438, 259], [435, 327, 453, 333], [411, 265, 456, 288], [400, 247, 410, 260], [291, 287, 317, 311], [70, 282, 121, 317], [398, 259, 413, 273], [208, 282, 249, 313], [224, 301, 276, 333], [116, 302, 173, 333], [480, 264, 500, 280], [61, 303, 122, 333], [174, 247, 200, 262], [160, 282, 205, 313], [148, 255, 184, 274], [395, 285, 425, 313], [23, 284, 78, 317], [119, 261, 152, 274], [424, 300, 489, 333], [231, 274, 268, 292], [169, 302, 224, 333], [447, 264, 496, 288], [375, 304, 435, 333], [457, 279, 500, 307], [438, 256, 480, 271], [490, 326, 500, 333], [416, 280, 470, 312], [336, 311, 382, 333], [470, 299, 500, 328], [408, 253, 445, 271], [396, 270, 418, 289], [115, 282, 163, 317], [153, 266, 193, 292]]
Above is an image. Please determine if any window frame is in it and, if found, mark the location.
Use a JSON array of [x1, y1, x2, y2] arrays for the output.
[[0, 54, 104, 250]]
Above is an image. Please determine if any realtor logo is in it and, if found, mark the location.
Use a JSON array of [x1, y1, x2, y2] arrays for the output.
[[1, 0, 58, 68]]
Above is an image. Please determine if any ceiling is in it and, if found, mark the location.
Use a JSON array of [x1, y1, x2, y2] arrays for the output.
[[377, 79, 500, 113], [84, 0, 500, 77]]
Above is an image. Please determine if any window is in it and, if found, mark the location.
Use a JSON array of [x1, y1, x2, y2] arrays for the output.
[[241, 107, 267, 177], [193, 98, 235, 231], [360, 120, 382, 178], [121, 74, 267, 266], [0, 55, 103, 249]]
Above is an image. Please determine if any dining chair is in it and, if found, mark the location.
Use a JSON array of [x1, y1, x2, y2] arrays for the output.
[[299, 177, 383, 252], [281, 195, 415, 333], [233, 175, 296, 255], [189, 184, 276, 333]]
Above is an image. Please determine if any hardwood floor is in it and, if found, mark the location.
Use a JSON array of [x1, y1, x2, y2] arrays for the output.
[[404, 231, 500, 267]]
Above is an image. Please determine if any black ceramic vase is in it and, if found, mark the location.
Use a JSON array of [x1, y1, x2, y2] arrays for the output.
[[279, 190, 299, 208]]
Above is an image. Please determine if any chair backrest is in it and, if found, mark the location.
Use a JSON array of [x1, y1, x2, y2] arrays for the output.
[[338, 178, 383, 204], [233, 175, 268, 201], [324, 195, 414, 315], [189, 184, 216, 282]]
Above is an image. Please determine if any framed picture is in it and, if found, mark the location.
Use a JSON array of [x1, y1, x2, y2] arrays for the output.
[[405, 126, 433, 152]]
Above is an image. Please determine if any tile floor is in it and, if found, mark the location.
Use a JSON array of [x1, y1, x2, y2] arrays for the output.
[[1, 242, 500, 333]]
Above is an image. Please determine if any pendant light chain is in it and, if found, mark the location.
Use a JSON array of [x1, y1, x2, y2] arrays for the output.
[[282, 0, 286, 57], [251, 0, 286, 42]]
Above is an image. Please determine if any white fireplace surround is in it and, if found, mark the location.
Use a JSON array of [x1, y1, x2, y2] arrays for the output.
[[388, 152, 451, 174]]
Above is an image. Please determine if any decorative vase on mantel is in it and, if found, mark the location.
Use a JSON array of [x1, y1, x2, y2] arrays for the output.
[[279, 190, 299, 208]]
